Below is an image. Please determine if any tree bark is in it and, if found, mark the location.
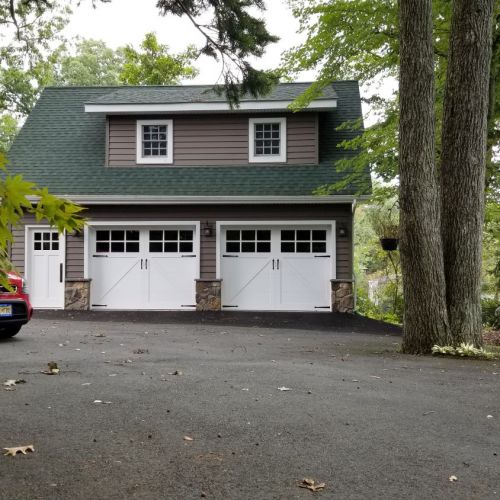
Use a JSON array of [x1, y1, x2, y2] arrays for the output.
[[485, 12, 499, 191], [399, 0, 450, 353], [440, 0, 494, 346]]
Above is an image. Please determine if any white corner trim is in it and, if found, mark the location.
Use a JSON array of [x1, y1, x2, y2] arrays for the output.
[[136, 119, 173, 164], [248, 117, 287, 163], [84, 99, 337, 114], [83, 225, 89, 280]]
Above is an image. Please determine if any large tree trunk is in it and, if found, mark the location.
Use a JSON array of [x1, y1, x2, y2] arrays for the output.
[[440, 0, 494, 346], [399, 0, 450, 353], [485, 13, 499, 191]]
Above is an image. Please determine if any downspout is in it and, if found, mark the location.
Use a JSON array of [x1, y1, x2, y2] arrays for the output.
[[352, 198, 357, 311]]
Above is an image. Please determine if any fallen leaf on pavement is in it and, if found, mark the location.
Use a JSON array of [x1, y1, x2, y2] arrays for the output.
[[168, 370, 183, 376], [449, 475, 458, 482], [3, 379, 26, 391], [278, 386, 291, 391], [42, 362, 59, 375], [184, 436, 193, 441], [298, 478, 326, 492], [93, 400, 112, 404], [3, 445, 34, 457], [133, 348, 149, 354]]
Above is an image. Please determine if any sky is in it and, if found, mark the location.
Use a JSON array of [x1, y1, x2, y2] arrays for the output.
[[64, 0, 315, 85], [63, 1, 396, 124]]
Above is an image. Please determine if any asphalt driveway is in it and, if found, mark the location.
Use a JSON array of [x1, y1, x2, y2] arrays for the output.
[[1, 311, 498, 500]]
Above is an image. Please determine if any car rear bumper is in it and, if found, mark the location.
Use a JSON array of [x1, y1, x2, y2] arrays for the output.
[[0, 299, 30, 326]]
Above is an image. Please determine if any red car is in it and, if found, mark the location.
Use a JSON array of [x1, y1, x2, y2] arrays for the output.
[[0, 272, 33, 338]]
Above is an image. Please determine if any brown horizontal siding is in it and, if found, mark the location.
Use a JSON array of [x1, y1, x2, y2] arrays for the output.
[[66, 234, 84, 280], [11, 225, 26, 275], [108, 113, 318, 166], [10, 204, 353, 287]]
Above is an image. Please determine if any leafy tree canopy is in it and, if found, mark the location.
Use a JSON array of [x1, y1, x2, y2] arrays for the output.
[[156, 0, 280, 103], [0, 0, 84, 280], [51, 39, 124, 87], [119, 32, 198, 85], [282, 0, 499, 201]]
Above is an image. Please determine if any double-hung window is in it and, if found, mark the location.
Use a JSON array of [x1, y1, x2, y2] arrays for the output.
[[136, 119, 173, 164], [248, 117, 287, 163]]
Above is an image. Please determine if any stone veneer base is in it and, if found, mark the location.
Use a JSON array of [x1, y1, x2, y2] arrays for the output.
[[65, 279, 91, 310], [195, 279, 222, 311], [331, 279, 354, 313]]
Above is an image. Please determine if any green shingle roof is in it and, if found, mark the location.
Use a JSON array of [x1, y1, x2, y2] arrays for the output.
[[7, 82, 369, 198], [88, 82, 338, 105]]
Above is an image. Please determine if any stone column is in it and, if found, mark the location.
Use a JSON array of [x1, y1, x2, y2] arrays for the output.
[[65, 279, 91, 310], [331, 279, 354, 313], [195, 279, 222, 311]]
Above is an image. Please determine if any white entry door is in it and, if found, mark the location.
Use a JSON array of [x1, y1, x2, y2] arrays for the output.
[[220, 225, 333, 311], [89, 226, 198, 310], [27, 228, 65, 308]]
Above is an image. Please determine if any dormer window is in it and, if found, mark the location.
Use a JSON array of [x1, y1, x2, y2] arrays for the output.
[[248, 117, 287, 163], [136, 119, 173, 164]]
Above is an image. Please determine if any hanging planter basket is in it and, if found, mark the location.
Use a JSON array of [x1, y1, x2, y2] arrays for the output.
[[380, 238, 399, 251]]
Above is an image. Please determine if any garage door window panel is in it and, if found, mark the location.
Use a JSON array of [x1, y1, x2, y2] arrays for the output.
[[96, 230, 140, 253], [281, 230, 327, 253], [225, 230, 271, 253], [149, 230, 194, 253]]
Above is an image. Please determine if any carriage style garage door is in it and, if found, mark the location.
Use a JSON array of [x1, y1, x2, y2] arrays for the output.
[[89, 225, 198, 310], [220, 223, 334, 311]]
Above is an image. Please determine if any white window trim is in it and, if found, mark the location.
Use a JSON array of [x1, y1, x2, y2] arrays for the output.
[[136, 119, 173, 164], [248, 117, 287, 163]]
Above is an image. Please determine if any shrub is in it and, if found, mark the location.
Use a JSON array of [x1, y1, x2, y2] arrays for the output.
[[482, 299, 500, 328], [432, 343, 496, 360]]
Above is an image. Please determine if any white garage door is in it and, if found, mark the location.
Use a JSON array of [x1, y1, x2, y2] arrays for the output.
[[220, 225, 333, 311], [89, 225, 198, 310]]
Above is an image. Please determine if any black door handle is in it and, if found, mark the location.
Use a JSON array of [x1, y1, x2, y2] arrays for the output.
[[141, 258, 143, 270], [277, 259, 280, 270], [145, 259, 148, 270], [59, 263, 63, 283], [272, 258, 275, 270]]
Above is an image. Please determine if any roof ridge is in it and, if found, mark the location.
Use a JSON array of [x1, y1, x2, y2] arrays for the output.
[[43, 81, 357, 91]]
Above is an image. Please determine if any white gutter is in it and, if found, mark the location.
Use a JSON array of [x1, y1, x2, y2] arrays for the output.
[[84, 99, 337, 114], [27, 195, 369, 205]]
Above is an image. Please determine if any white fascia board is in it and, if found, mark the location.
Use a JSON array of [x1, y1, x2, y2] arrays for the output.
[[84, 99, 337, 114], [27, 195, 368, 205]]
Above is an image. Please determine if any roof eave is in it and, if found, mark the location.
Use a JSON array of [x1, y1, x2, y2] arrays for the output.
[[84, 99, 337, 114], [27, 194, 368, 205]]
